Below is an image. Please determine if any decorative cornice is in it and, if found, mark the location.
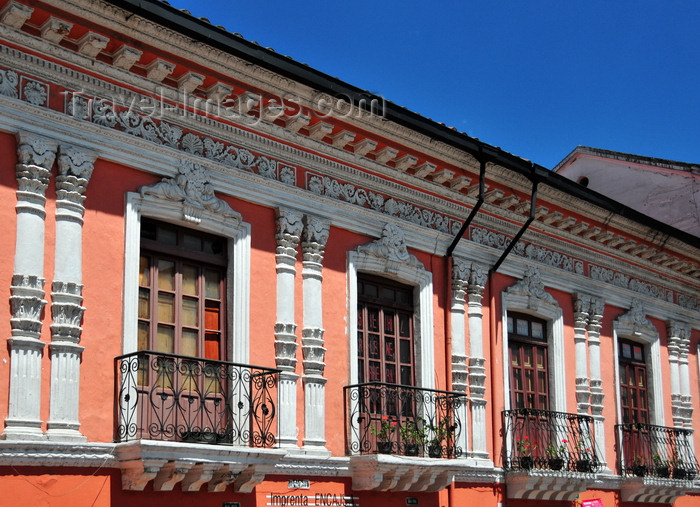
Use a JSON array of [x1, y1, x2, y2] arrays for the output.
[[615, 299, 658, 338]]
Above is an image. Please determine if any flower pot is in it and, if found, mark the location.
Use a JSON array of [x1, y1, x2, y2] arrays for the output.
[[633, 465, 647, 477], [655, 465, 670, 478], [672, 467, 690, 480], [520, 456, 533, 470], [548, 458, 565, 471], [428, 443, 443, 458], [576, 459, 592, 473], [405, 443, 420, 456], [377, 441, 393, 454]]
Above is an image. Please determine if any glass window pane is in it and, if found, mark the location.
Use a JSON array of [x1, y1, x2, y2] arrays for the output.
[[385, 364, 396, 383], [138, 322, 149, 350], [205, 269, 221, 298], [358, 360, 365, 383], [182, 264, 199, 295], [157, 260, 175, 290], [157, 226, 177, 245], [397, 289, 410, 305], [524, 348, 533, 367], [156, 325, 174, 353], [385, 337, 395, 361], [633, 346, 643, 362], [181, 329, 198, 357], [138, 288, 150, 319], [380, 287, 394, 301], [357, 309, 364, 330], [205, 301, 220, 331], [398, 313, 410, 337], [400, 365, 412, 385], [157, 293, 174, 322], [368, 309, 379, 332], [357, 332, 364, 356], [538, 371, 547, 392], [364, 283, 377, 298], [531, 322, 544, 339], [204, 237, 225, 256], [622, 343, 631, 358], [517, 319, 528, 335], [368, 334, 380, 359], [400, 339, 411, 363], [537, 348, 545, 368], [183, 233, 201, 252], [507, 317, 513, 333], [384, 312, 395, 335], [139, 255, 150, 286], [205, 333, 220, 360], [182, 297, 198, 327], [369, 361, 380, 381]]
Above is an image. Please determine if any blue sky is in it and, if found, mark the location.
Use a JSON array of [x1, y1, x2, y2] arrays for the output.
[[171, 1, 699, 169]]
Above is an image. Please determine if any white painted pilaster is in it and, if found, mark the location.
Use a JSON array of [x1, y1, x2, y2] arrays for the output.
[[668, 320, 692, 427], [573, 293, 591, 415], [467, 262, 487, 460], [47, 144, 97, 442], [301, 215, 330, 452], [3, 131, 57, 441], [274, 208, 303, 448], [587, 297, 606, 469]]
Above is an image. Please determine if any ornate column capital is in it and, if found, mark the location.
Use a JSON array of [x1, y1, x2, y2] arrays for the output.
[[573, 292, 592, 331], [301, 215, 330, 266], [56, 145, 98, 208], [16, 131, 57, 197], [467, 262, 487, 305], [451, 257, 470, 306], [275, 208, 303, 261]]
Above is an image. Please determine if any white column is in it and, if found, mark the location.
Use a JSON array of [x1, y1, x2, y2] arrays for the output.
[[573, 293, 591, 415], [3, 132, 57, 441], [301, 215, 330, 452], [46, 145, 97, 442], [467, 263, 488, 460], [668, 321, 692, 427], [587, 297, 606, 468], [450, 257, 469, 456], [274, 208, 303, 448]]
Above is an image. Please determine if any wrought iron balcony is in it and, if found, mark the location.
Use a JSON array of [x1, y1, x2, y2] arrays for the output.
[[616, 422, 699, 479], [344, 382, 467, 458], [503, 408, 601, 473], [115, 351, 279, 447]]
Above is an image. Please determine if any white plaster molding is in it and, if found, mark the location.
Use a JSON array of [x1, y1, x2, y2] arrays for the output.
[[40, 16, 73, 44], [112, 45, 142, 71], [0, 1, 32, 29], [77, 31, 108, 58]]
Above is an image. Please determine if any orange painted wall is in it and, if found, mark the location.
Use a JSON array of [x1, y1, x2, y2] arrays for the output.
[[0, 131, 17, 426]]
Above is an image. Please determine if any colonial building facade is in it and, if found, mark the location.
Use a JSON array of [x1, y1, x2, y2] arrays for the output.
[[0, 1, 698, 506]]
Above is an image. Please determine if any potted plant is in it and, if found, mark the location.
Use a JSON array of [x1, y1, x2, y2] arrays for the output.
[[370, 415, 397, 454], [516, 435, 538, 469], [574, 437, 594, 472], [632, 455, 647, 477], [399, 419, 426, 456], [652, 452, 670, 478], [545, 439, 568, 470], [427, 416, 454, 458]]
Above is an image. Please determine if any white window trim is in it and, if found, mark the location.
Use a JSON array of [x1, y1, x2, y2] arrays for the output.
[[123, 191, 251, 363], [501, 290, 566, 413], [612, 317, 663, 427], [347, 250, 434, 390]]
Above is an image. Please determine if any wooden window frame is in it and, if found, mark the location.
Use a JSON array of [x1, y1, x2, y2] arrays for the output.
[[508, 312, 549, 411], [619, 338, 650, 424], [357, 275, 415, 387]]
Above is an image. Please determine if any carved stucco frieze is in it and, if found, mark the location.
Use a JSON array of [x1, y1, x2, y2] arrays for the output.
[[505, 266, 556, 311], [0, 68, 19, 98], [301, 327, 326, 376], [356, 223, 423, 275], [140, 160, 240, 224]]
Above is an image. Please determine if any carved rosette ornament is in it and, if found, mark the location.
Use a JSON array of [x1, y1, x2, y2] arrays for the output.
[[506, 266, 556, 311], [140, 160, 241, 224], [356, 223, 422, 274]]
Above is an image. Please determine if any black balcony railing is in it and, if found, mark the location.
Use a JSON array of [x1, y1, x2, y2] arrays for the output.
[[344, 382, 466, 458], [115, 351, 279, 447], [616, 422, 699, 479], [503, 408, 601, 473]]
